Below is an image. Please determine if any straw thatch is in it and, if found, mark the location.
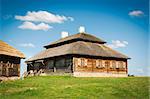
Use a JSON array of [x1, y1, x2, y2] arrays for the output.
[[27, 40, 129, 62], [44, 33, 106, 48], [0, 40, 25, 58]]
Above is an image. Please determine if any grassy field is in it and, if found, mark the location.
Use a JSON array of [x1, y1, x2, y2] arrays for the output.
[[0, 76, 149, 99]]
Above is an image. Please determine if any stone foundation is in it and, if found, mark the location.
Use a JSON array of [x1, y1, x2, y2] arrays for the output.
[[0, 76, 19, 81], [73, 72, 128, 77]]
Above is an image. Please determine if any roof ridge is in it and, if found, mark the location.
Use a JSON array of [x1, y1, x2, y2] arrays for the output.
[[44, 33, 106, 48]]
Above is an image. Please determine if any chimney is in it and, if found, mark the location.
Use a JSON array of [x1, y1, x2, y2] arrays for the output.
[[79, 26, 85, 33], [61, 31, 69, 38]]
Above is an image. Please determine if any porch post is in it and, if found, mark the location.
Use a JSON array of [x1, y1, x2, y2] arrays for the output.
[[53, 58, 56, 72]]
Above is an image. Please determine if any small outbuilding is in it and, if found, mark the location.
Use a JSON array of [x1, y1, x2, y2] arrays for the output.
[[0, 40, 25, 77], [26, 27, 130, 77]]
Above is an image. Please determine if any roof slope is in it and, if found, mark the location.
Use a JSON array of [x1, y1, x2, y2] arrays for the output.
[[0, 40, 25, 58], [27, 41, 129, 62], [44, 33, 106, 48]]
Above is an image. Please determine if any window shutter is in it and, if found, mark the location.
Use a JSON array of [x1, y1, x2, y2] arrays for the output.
[[78, 58, 81, 66], [102, 60, 105, 67], [84, 59, 88, 66], [96, 60, 99, 67], [116, 61, 119, 68]]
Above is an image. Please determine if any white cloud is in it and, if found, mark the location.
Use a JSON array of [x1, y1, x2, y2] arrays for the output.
[[19, 43, 35, 48], [129, 10, 144, 17], [107, 40, 128, 48], [68, 17, 74, 21], [18, 21, 52, 31], [8, 40, 13, 42], [15, 11, 74, 23]]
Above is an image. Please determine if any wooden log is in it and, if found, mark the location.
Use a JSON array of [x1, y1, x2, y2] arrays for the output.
[[73, 57, 127, 75]]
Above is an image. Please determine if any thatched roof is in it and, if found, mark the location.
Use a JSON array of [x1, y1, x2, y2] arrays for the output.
[[27, 41, 129, 62], [44, 33, 106, 48], [0, 40, 25, 58]]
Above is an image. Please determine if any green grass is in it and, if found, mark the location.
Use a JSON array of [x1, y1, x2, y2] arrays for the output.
[[0, 76, 149, 99]]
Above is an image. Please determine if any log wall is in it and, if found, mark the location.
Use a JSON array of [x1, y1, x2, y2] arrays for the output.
[[0, 61, 20, 77], [0, 55, 20, 77], [73, 57, 127, 74]]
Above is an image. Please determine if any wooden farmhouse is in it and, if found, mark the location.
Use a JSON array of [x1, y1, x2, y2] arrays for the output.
[[26, 28, 130, 77], [0, 40, 25, 77]]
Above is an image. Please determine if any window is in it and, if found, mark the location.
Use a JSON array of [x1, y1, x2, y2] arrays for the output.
[[123, 62, 126, 68], [105, 61, 110, 68], [81, 58, 84, 66], [118, 61, 126, 69], [119, 61, 124, 68], [116, 61, 124, 69], [84, 59, 88, 66], [102, 60, 105, 68], [96, 60, 102, 68], [77, 58, 88, 67]]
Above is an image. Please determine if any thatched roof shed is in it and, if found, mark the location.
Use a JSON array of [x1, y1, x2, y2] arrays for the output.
[[27, 33, 129, 62], [0, 40, 25, 58]]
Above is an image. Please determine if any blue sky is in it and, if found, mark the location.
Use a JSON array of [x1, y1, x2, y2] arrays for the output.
[[0, 0, 149, 76]]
